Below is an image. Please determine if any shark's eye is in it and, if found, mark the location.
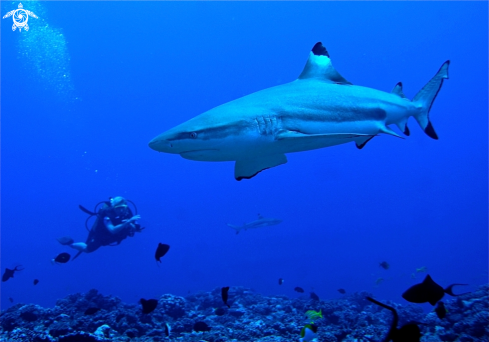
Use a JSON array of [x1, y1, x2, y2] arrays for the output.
[[189, 132, 198, 139]]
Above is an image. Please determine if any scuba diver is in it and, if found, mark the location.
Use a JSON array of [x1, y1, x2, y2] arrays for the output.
[[57, 196, 144, 260]]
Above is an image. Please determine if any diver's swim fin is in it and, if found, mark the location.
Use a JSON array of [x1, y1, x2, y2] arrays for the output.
[[57, 236, 74, 245], [79, 204, 96, 215], [72, 250, 83, 261]]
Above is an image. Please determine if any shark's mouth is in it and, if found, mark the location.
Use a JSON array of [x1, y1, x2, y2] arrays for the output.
[[180, 149, 221, 161]]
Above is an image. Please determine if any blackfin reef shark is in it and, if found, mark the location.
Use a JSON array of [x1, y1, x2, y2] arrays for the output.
[[149, 42, 449, 180], [227, 214, 282, 234]]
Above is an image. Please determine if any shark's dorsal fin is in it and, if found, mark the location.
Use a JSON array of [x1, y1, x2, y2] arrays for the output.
[[298, 42, 352, 85], [391, 82, 408, 99]]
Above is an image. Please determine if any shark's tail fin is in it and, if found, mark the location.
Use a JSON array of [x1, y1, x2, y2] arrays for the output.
[[227, 224, 241, 234], [412, 61, 450, 140]]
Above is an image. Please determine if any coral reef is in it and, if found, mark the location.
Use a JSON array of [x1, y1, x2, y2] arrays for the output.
[[1, 285, 487, 341]]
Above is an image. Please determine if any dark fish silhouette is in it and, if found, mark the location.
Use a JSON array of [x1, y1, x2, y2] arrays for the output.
[[8, 297, 13, 303], [155, 243, 170, 263], [2, 266, 24, 282], [434, 301, 447, 319], [221, 286, 230, 308], [53, 253, 71, 264], [214, 307, 226, 316], [338, 288, 346, 294], [140, 298, 158, 314], [367, 296, 422, 342], [402, 274, 469, 306], [84, 307, 100, 315], [310, 292, 320, 301], [294, 287, 305, 293], [380, 261, 390, 270], [33, 279, 39, 285], [193, 321, 211, 332], [278, 278, 284, 285]]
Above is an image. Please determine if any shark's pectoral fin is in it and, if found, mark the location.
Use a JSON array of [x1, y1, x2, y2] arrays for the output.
[[235, 154, 287, 181]]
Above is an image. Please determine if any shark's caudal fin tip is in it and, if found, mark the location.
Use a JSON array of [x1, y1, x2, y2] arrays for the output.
[[424, 121, 438, 140], [311, 42, 329, 57]]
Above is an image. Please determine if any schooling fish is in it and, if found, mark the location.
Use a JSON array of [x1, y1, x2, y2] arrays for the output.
[[155, 243, 170, 263], [33, 279, 39, 285], [278, 278, 284, 285], [8, 297, 13, 303], [402, 274, 469, 306], [214, 307, 226, 316], [380, 261, 390, 270], [338, 288, 346, 294], [367, 296, 422, 342], [435, 301, 447, 319], [52, 253, 71, 264], [310, 292, 320, 301], [140, 298, 158, 314], [294, 287, 305, 293], [221, 286, 230, 308], [299, 323, 318, 342], [84, 307, 100, 315], [2, 266, 24, 282], [164, 322, 171, 337], [193, 321, 211, 332]]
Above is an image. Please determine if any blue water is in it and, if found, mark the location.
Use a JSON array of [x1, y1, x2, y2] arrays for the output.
[[1, 1, 487, 313]]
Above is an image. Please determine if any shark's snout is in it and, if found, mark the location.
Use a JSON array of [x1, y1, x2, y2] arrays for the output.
[[148, 137, 173, 152]]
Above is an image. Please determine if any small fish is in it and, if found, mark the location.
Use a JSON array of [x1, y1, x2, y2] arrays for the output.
[[299, 323, 318, 342], [84, 307, 100, 315], [402, 274, 469, 306], [435, 301, 447, 319], [337, 288, 346, 294], [294, 287, 305, 293], [193, 321, 211, 332], [221, 286, 230, 308], [2, 266, 24, 282], [214, 307, 226, 316], [164, 322, 171, 337], [305, 309, 322, 321], [278, 278, 284, 285], [379, 261, 390, 270], [155, 243, 170, 263], [8, 297, 13, 303], [367, 296, 422, 342], [416, 266, 428, 273], [310, 292, 319, 301], [52, 253, 71, 264], [33, 279, 39, 285], [140, 298, 158, 314], [375, 277, 384, 286]]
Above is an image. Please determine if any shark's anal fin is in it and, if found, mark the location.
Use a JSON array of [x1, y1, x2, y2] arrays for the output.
[[235, 154, 287, 181]]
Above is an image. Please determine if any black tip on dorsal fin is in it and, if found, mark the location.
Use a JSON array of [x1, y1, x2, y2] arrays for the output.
[[424, 121, 438, 140], [312, 42, 329, 57]]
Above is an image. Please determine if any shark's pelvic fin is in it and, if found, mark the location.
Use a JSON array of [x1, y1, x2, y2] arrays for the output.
[[396, 117, 411, 136], [391, 82, 408, 99], [298, 42, 352, 85], [412, 60, 450, 140], [235, 154, 287, 181], [355, 136, 375, 149]]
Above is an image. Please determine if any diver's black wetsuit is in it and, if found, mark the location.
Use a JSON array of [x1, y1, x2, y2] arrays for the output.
[[84, 204, 135, 253]]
